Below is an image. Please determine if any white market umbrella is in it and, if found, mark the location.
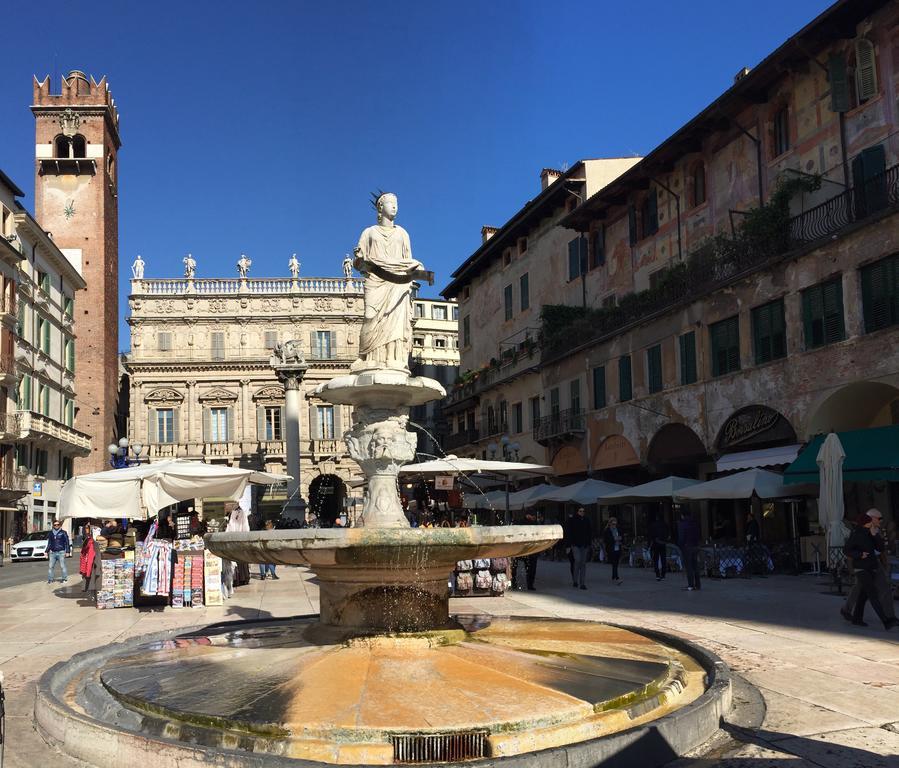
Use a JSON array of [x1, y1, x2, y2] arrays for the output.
[[601, 476, 702, 504], [401, 456, 554, 477], [58, 459, 290, 520], [817, 432, 847, 551], [674, 468, 799, 501], [539, 478, 630, 505], [507, 483, 558, 510]]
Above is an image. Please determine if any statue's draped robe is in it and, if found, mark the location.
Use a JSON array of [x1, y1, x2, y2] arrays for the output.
[[356, 224, 417, 365]]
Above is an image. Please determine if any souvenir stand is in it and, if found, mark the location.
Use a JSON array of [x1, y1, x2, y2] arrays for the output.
[[58, 460, 287, 610], [451, 556, 510, 597]]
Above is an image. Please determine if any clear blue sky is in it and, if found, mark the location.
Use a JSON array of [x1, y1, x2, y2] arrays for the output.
[[0, 0, 832, 350]]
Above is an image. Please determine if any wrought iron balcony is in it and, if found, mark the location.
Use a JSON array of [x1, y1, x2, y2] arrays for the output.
[[443, 428, 480, 451], [533, 408, 585, 445]]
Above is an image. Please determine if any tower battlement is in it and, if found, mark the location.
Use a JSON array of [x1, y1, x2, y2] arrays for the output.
[[32, 71, 120, 141]]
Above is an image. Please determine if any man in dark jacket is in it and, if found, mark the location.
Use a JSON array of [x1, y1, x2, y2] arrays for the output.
[[569, 507, 593, 590], [648, 514, 670, 581], [677, 510, 701, 591], [842, 511, 896, 629], [47, 520, 71, 584], [562, 511, 576, 586]]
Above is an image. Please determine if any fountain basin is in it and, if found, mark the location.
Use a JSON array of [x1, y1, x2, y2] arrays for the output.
[[314, 370, 445, 408], [37, 615, 728, 767], [206, 526, 562, 632]]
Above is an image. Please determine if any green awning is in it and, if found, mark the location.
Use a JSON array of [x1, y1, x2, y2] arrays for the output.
[[784, 425, 899, 484]]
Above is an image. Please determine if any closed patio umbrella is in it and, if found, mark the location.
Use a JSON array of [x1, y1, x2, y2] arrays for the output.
[[817, 432, 847, 552]]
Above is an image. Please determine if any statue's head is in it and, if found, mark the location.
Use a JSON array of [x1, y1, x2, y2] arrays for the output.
[[376, 193, 398, 223]]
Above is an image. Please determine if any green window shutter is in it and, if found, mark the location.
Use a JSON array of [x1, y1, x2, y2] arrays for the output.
[[645, 190, 658, 236], [710, 317, 739, 376], [226, 408, 234, 442], [22, 374, 31, 410], [172, 407, 180, 444], [618, 356, 632, 402], [679, 331, 697, 385], [504, 284, 513, 319], [592, 365, 606, 409], [822, 278, 845, 343], [627, 205, 637, 246], [202, 408, 211, 442], [278, 406, 285, 440], [802, 287, 818, 348], [647, 345, 662, 393], [334, 404, 342, 438], [568, 238, 580, 280], [520, 273, 529, 311], [853, 144, 887, 217], [828, 54, 850, 113], [855, 38, 878, 102]]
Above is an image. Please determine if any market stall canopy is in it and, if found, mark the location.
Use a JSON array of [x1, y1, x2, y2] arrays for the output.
[[784, 425, 899, 484], [58, 460, 291, 520], [400, 456, 554, 478], [600, 476, 702, 504], [716, 445, 802, 473], [540, 478, 630, 505], [674, 468, 809, 501]]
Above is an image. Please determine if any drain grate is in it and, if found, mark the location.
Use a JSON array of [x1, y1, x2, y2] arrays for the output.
[[391, 731, 488, 763]]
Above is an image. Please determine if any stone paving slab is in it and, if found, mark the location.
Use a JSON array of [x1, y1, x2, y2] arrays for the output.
[[1, 559, 898, 766]]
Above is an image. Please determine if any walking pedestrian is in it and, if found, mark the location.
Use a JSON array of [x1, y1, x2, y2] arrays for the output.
[[841, 510, 897, 630], [648, 512, 669, 581], [602, 517, 624, 585], [562, 510, 576, 586], [79, 523, 102, 602], [568, 507, 593, 590], [259, 520, 279, 580], [677, 510, 701, 591], [46, 520, 71, 584]]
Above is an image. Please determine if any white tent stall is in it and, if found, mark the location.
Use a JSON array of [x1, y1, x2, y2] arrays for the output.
[[58, 460, 290, 520]]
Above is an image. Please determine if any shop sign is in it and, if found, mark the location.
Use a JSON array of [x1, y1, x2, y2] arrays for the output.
[[718, 406, 794, 449], [434, 475, 454, 491], [32, 482, 42, 497]]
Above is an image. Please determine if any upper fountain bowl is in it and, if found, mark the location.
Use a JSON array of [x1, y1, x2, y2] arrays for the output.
[[313, 369, 445, 408], [206, 525, 562, 632]]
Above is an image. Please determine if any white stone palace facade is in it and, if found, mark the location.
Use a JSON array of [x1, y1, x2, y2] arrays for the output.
[[124, 271, 367, 519]]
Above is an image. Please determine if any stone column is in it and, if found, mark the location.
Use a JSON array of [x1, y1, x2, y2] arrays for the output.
[[271, 343, 308, 521]]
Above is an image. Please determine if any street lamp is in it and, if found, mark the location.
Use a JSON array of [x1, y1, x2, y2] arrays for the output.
[[107, 437, 147, 469]]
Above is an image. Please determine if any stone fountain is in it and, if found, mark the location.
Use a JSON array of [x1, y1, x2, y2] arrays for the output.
[[34, 194, 730, 768]]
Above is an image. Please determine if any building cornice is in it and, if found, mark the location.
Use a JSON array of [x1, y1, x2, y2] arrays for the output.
[[12, 211, 87, 288]]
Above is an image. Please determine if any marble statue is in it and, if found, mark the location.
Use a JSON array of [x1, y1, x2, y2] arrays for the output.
[[183, 253, 196, 279], [342, 254, 353, 279], [288, 253, 301, 279], [237, 254, 252, 279], [131, 254, 145, 279], [352, 193, 433, 371]]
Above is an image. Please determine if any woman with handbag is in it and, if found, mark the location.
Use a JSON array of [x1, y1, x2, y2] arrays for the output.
[[602, 517, 624, 585]]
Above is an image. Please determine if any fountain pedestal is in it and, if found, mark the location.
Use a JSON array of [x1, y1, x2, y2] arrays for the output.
[[314, 368, 446, 529]]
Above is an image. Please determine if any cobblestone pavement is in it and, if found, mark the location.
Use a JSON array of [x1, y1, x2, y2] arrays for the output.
[[1, 558, 897, 767]]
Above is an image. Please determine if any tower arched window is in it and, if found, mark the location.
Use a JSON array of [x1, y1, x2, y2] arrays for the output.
[[71, 135, 86, 158], [54, 135, 69, 158]]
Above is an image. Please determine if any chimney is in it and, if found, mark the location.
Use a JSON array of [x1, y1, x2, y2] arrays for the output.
[[481, 226, 499, 244], [540, 168, 564, 190]]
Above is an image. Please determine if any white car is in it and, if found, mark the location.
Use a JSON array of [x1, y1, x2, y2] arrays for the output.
[[10, 531, 53, 561]]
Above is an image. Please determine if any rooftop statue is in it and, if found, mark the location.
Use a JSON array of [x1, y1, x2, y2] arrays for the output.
[[183, 253, 196, 279], [352, 193, 432, 371], [288, 253, 301, 279], [237, 253, 252, 279], [131, 254, 145, 279]]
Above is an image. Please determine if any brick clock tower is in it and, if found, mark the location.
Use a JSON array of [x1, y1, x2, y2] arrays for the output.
[[32, 71, 121, 474]]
